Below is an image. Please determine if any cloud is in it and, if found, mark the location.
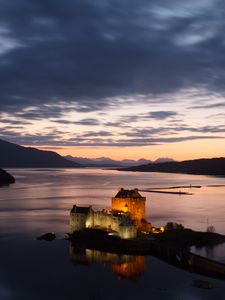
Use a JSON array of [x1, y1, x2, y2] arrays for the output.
[[0, 0, 224, 151], [81, 131, 114, 137], [122, 125, 225, 137], [1, 131, 222, 148], [144, 111, 178, 120], [0, 119, 32, 125], [0, 0, 225, 115], [190, 102, 225, 109]]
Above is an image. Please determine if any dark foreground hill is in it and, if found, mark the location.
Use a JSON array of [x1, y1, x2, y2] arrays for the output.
[[0, 139, 83, 168], [0, 168, 15, 185], [120, 158, 225, 176]]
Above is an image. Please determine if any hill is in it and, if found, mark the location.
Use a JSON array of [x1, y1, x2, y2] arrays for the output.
[[0, 168, 15, 185], [65, 156, 152, 167], [65, 155, 125, 167], [119, 158, 225, 176], [0, 139, 83, 168]]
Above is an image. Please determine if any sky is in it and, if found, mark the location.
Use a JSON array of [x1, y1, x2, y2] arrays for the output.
[[0, 0, 225, 160]]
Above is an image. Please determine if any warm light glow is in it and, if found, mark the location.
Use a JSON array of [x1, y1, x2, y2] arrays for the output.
[[112, 256, 146, 280], [42, 139, 225, 161], [160, 226, 165, 233], [112, 195, 146, 225], [1, 91, 223, 161]]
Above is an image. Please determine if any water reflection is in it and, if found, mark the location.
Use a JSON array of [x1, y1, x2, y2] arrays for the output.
[[111, 256, 146, 280], [69, 243, 146, 280], [192, 243, 225, 264], [69, 241, 225, 282]]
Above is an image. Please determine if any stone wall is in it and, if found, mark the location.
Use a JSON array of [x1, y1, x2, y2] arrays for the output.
[[70, 212, 87, 232], [118, 225, 137, 239], [111, 197, 146, 225], [70, 210, 137, 239]]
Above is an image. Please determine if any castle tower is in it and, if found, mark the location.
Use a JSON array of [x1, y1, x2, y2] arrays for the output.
[[111, 188, 146, 226]]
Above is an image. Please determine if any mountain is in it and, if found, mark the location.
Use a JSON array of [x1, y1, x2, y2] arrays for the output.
[[65, 156, 152, 167], [0, 139, 83, 168], [154, 157, 176, 164], [119, 158, 225, 176], [121, 158, 152, 166], [65, 156, 123, 167], [0, 168, 15, 185], [65, 155, 176, 167]]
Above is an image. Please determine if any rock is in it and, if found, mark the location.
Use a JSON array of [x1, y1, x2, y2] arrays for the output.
[[37, 232, 56, 241], [0, 168, 15, 185], [192, 280, 214, 289], [64, 233, 71, 240]]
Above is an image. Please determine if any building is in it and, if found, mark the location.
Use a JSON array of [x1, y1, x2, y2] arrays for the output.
[[70, 205, 137, 239], [112, 188, 146, 226], [70, 205, 94, 231], [70, 188, 150, 239]]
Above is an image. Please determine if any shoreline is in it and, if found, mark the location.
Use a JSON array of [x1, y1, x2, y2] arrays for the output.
[[69, 228, 225, 255], [69, 228, 225, 281]]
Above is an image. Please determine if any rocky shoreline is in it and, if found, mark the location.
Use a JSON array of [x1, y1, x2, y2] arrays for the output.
[[68, 228, 225, 255], [68, 228, 225, 281]]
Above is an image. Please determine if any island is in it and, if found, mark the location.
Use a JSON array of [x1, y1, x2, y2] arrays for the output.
[[0, 168, 15, 185], [68, 188, 225, 281]]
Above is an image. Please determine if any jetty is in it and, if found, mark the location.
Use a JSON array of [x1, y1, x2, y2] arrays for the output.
[[139, 189, 193, 195]]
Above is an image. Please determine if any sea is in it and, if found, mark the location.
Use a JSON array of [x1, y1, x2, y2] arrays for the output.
[[0, 168, 225, 300]]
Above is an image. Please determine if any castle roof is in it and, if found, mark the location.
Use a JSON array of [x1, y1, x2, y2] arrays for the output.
[[114, 188, 143, 199], [70, 205, 92, 214]]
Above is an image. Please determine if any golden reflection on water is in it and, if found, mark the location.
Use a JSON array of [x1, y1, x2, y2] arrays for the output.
[[69, 244, 146, 280], [111, 256, 146, 280]]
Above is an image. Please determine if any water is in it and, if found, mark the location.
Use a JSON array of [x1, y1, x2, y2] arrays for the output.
[[1, 168, 225, 299]]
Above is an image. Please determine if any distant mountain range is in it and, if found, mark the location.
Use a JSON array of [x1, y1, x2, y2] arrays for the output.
[[0, 138, 176, 168], [65, 156, 176, 167], [0, 139, 82, 168], [120, 158, 225, 176], [65, 156, 151, 167]]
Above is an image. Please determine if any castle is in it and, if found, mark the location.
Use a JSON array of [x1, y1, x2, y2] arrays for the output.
[[70, 188, 148, 239], [112, 188, 146, 226]]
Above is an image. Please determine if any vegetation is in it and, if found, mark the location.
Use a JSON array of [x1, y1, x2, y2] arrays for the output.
[[165, 222, 184, 230]]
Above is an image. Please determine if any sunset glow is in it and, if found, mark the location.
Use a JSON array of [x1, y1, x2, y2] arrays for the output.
[[0, 1, 224, 160]]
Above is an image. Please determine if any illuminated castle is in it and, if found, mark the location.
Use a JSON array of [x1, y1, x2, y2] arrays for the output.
[[70, 205, 137, 239], [112, 188, 146, 226], [70, 188, 147, 239]]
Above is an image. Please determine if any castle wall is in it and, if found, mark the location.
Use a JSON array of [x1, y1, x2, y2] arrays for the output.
[[85, 210, 94, 228], [118, 225, 137, 239], [112, 197, 146, 224], [70, 212, 87, 232], [70, 209, 137, 239], [93, 212, 120, 232]]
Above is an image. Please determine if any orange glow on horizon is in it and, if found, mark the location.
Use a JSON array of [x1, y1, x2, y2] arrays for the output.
[[32, 138, 225, 161]]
